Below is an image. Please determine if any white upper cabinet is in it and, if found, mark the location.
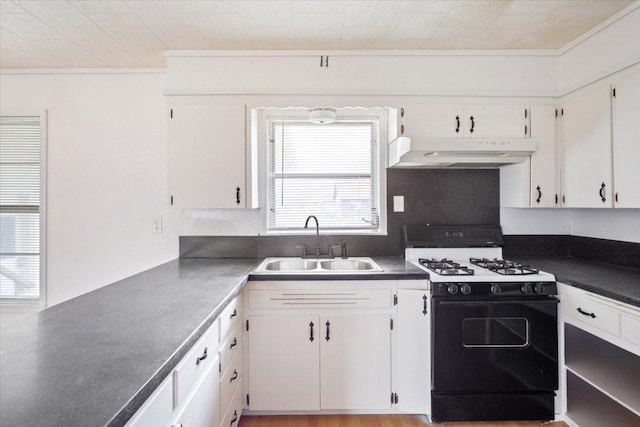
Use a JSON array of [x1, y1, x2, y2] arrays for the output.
[[167, 103, 250, 209], [562, 85, 613, 208], [499, 104, 557, 208], [399, 104, 528, 139], [612, 72, 640, 208]]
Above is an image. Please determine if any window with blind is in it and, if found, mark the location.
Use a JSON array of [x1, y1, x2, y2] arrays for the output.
[[267, 118, 380, 232], [0, 116, 43, 300]]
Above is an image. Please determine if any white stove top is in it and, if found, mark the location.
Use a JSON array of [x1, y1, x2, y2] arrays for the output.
[[405, 247, 556, 283]]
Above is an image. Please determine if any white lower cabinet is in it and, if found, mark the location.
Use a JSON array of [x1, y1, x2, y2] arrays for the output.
[[246, 281, 399, 413], [396, 289, 430, 415], [559, 283, 640, 427], [126, 295, 243, 427]]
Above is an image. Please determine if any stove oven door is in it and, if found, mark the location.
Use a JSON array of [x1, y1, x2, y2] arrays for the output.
[[432, 297, 558, 392]]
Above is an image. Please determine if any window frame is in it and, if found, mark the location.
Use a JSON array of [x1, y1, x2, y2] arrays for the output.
[[258, 107, 388, 236], [0, 109, 47, 308]]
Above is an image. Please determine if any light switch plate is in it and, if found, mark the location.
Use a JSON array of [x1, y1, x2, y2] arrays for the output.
[[393, 196, 404, 212]]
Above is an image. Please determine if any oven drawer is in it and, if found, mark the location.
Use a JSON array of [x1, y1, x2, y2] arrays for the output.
[[561, 287, 621, 337]]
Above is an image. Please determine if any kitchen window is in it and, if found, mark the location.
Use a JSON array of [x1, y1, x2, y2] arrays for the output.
[[263, 108, 386, 234], [0, 113, 46, 302]]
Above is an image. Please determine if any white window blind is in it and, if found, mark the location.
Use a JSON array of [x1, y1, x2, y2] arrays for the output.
[[267, 120, 379, 232], [0, 116, 41, 300]]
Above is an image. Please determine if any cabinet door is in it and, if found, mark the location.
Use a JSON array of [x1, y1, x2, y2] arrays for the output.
[[320, 315, 391, 410], [613, 72, 640, 208], [396, 290, 430, 415], [530, 105, 558, 208], [125, 375, 173, 427], [248, 315, 320, 410], [172, 355, 221, 427], [562, 86, 613, 208], [465, 105, 528, 138], [168, 104, 246, 209], [401, 104, 463, 138]]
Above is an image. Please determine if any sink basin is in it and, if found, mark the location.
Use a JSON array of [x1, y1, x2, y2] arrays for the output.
[[254, 257, 382, 273], [319, 259, 381, 271], [261, 259, 318, 271]]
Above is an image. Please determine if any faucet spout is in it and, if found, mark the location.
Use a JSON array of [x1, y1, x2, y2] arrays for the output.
[[304, 215, 320, 258]]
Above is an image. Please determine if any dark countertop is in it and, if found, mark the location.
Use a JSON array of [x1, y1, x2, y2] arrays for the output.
[[248, 256, 429, 281], [0, 256, 424, 427], [0, 258, 259, 427], [515, 257, 640, 308]]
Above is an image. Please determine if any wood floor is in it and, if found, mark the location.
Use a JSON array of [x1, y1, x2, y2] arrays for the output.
[[238, 415, 568, 427]]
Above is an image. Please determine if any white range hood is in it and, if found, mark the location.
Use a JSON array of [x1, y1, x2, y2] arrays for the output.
[[388, 136, 537, 168]]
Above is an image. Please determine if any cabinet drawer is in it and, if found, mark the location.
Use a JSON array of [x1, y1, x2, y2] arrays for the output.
[[249, 289, 392, 309], [174, 321, 219, 408], [220, 295, 242, 342], [125, 375, 173, 427], [220, 385, 243, 427], [220, 351, 242, 417], [622, 312, 640, 347], [220, 322, 242, 375], [561, 290, 621, 336]]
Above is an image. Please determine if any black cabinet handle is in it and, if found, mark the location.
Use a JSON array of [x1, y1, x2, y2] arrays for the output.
[[196, 347, 208, 365], [577, 307, 597, 318], [230, 308, 237, 319], [230, 410, 238, 426], [309, 321, 314, 342], [455, 115, 460, 134], [325, 321, 330, 341], [599, 182, 606, 203], [230, 369, 239, 383], [422, 294, 428, 315], [236, 186, 241, 205], [229, 337, 237, 349], [536, 186, 542, 204], [615, 192, 619, 203], [469, 116, 475, 133]]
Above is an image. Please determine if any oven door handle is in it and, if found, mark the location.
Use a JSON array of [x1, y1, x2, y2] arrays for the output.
[[436, 299, 558, 305]]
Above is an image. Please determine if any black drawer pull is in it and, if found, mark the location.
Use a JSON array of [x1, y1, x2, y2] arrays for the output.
[[230, 369, 239, 383], [599, 182, 606, 203], [325, 321, 330, 341], [230, 410, 238, 426], [536, 186, 542, 204], [309, 321, 314, 342], [230, 308, 237, 319], [195, 347, 208, 365], [422, 294, 428, 315], [455, 115, 460, 133], [229, 337, 238, 349], [469, 116, 475, 133], [577, 307, 597, 318], [236, 187, 241, 205]]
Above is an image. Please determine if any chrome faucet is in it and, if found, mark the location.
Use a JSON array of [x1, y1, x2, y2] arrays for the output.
[[304, 215, 320, 258]]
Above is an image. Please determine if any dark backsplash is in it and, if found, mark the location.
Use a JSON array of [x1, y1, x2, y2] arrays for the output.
[[181, 169, 501, 258], [503, 235, 640, 271]]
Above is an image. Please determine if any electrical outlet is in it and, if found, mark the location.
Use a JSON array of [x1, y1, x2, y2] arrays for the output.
[[152, 217, 162, 234], [393, 196, 405, 212]]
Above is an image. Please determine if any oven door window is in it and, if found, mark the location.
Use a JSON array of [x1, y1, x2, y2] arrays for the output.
[[462, 317, 528, 348]]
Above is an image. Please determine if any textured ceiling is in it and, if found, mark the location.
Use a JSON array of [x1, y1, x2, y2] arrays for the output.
[[0, 0, 634, 68]]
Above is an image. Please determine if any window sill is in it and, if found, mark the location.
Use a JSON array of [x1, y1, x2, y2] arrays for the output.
[[263, 229, 388, 237]]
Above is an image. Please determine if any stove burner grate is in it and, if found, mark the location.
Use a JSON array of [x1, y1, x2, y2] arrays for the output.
[[469, 258, 540, 275], [418, 258, 475, 276]]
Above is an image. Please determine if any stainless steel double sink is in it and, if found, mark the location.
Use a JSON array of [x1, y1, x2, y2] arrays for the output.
[[254, 257, 382, 273]]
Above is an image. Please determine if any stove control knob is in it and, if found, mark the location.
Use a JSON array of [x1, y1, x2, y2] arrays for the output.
[[521, 283, 533, 294], [490, 284, 502, 294], [460, 284, 471, 295], [534, 283, 546, 294], [447, 284, 459, 295]]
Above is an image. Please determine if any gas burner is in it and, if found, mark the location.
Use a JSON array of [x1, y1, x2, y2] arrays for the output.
[[418, 258, 475, 276], [469, 258, 540, 276]]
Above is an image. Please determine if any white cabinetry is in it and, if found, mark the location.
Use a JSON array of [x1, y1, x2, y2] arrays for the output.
[[246, 282, 394, 412], [562, 85, 613, 208], [612, 71, 640, 208], [559, 283, 640, 427], [500, 104, 558, 208], [126, 295, 244, 427], [400, 104, 528, 138], [396, 288, 430, 415], [167, 102, 253, 209]]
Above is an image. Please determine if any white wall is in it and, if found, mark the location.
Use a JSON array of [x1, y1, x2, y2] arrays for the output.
[[0, 71, 179, 308]]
